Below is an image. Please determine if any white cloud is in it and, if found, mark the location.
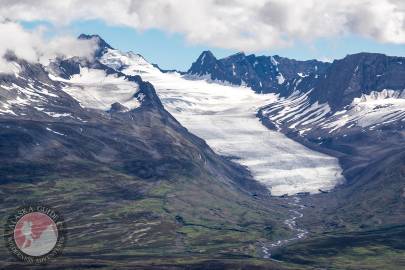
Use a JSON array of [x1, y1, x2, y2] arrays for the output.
[[0, 22, 96, 73], [0, 0, 405, 53]]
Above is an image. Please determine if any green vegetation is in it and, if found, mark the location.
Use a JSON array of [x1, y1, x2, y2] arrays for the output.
[[0, 165, 295, 269], [273, 225, 405, 270]]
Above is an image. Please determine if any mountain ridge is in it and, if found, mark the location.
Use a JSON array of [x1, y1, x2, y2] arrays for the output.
[[187, 50, 329, 93]]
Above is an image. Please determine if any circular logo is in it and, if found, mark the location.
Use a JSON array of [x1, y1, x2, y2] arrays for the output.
[[4, 205, 66, 264]]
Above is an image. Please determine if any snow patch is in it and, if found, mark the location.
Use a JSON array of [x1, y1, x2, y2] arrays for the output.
[[276, 73, 285, 85], [46, 127, 65, 136], [270, 56, 279, 66]]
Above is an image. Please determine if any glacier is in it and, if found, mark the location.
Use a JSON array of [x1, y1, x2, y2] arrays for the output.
[[100, 50, 344, 196]]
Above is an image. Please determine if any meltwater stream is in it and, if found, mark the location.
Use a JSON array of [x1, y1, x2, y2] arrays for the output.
[[135, 70, 344, 196], [261, 196, 308, 259]]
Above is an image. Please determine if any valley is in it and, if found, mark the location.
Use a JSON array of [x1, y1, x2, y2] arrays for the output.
[[100, 50, 344, 196]]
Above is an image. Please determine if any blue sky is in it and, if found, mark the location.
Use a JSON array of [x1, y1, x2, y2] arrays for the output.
[[23, 19, 405, 71]]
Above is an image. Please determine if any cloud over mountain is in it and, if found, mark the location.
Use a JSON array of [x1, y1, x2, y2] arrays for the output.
[[0, 22, 96, 73], [1, 0, 405, 52]]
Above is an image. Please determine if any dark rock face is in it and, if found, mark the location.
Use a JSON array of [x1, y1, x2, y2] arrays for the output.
[[108, 102, 129, 113], [187, 51, 329, 94], [280, 53, 405, 110], [188, 51, 220, 76], [308, 53, 405, 109]]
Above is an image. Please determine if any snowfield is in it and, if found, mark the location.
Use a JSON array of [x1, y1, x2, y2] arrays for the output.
[[100, 50, 344, 195], [52, 67, 141, 111]]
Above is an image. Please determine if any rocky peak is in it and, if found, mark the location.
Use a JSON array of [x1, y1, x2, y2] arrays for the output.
[[188, 50, 219, 76], [78, 33, 114, 57]]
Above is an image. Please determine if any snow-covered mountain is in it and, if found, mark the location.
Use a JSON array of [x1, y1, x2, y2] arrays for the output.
[[0, 55, 87, 122], [3, 34, 403, 199], [0, 34, 345, 196], [0, 55, 160, 124], [185, 50, 405, 148], [0, 35, 283, 204], [187, 51, 405, 138], [98, 45, 344, 196], [257, 53, 405, 139]]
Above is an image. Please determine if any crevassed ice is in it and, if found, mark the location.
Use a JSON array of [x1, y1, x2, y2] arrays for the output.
[[101, 49, 344, 196]]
